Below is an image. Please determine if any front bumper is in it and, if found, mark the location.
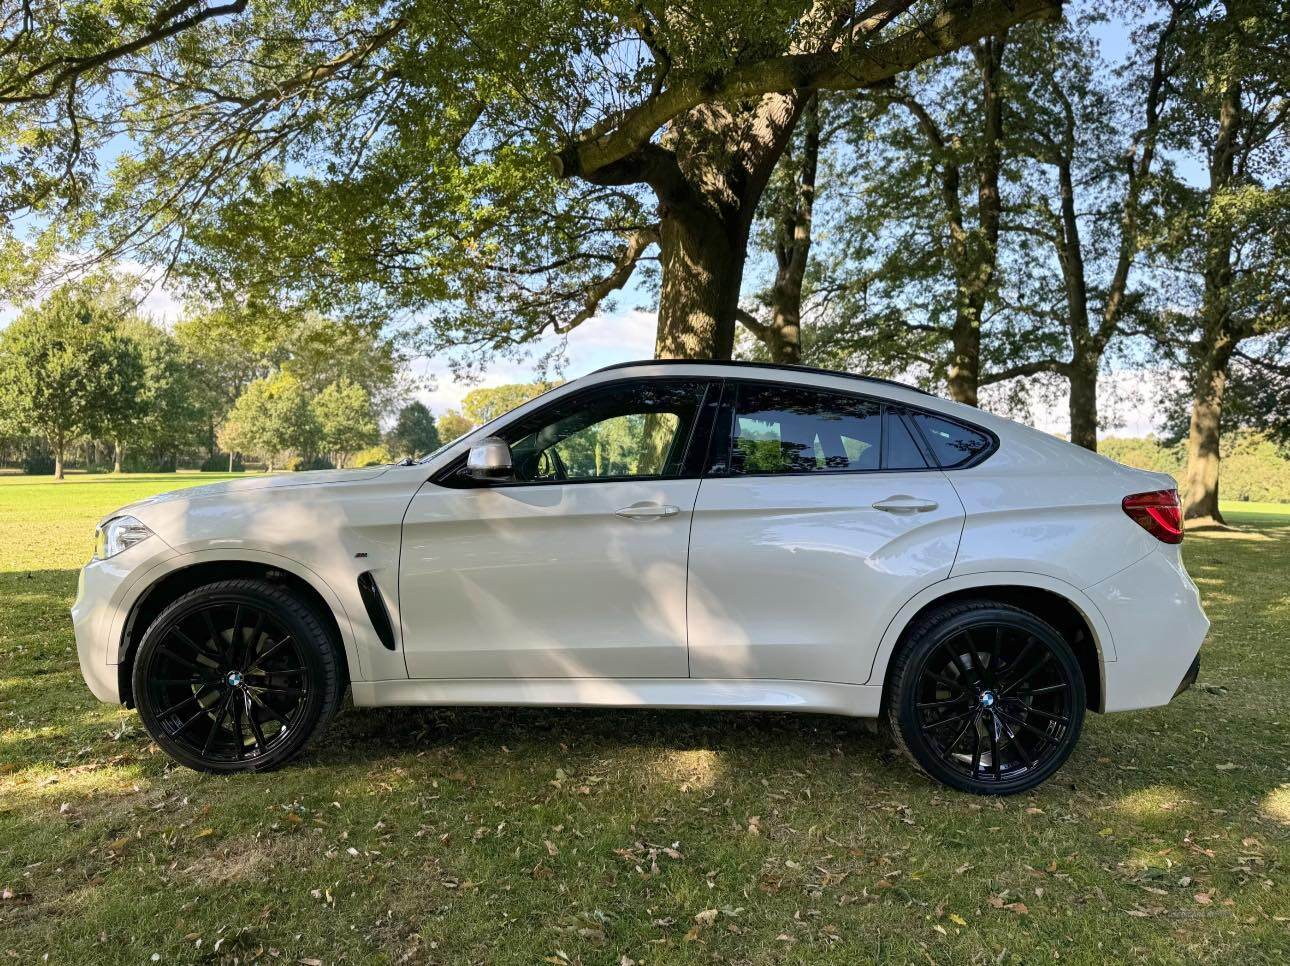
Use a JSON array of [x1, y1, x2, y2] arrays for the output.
[[71, 539, 177, 705]]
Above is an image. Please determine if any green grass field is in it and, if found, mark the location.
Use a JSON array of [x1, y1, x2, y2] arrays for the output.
[[2, 474, 1288, 964]]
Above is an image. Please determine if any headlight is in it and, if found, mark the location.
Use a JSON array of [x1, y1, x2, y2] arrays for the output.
[[93, 516, 153, 560]]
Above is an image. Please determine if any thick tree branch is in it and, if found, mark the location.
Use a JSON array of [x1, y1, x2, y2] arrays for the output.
[[553, 226, 660, 335], [0, 1, 250, 104], [980, 358, 1068, 384], [735, 307, 771, 341], [550, 0, 1063, 180]]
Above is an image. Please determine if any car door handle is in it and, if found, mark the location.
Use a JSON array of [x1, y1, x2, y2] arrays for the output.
[[872, 495, 939, 514], [615, 502, 680, 520]]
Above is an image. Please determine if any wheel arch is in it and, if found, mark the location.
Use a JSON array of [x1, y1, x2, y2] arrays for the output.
[[870, 574, 1110, 713], [115, 554, 354, 708]]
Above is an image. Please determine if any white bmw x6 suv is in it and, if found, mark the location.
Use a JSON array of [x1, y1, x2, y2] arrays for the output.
[[74, 361, 1208, 794]]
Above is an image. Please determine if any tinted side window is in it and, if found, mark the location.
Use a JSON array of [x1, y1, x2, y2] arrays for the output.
[[884, 409, 929, 470], [502, 380, 708, 482], [730, 384, 880, 475], [909, 412, 992, 468]]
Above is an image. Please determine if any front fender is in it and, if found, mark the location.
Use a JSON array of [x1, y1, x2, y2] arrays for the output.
[[109, 549, 366, 681]]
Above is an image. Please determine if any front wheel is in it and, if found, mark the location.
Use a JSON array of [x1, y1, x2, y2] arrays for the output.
[[132, 579, 344, 773], [886, 600, 1086, 795]]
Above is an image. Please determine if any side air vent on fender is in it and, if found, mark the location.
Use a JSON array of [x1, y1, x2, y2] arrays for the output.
[[357, 571, 397, 650]]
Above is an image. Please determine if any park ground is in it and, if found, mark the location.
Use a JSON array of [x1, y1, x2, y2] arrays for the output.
[[1, 473, 1288, 964]]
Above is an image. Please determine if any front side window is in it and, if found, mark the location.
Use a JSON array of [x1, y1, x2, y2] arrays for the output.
[[729, 383, 881, 475], [501, 379, 709, 483]]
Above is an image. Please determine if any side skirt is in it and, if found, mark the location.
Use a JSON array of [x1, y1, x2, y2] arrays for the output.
[[351, 678, 883, 717]]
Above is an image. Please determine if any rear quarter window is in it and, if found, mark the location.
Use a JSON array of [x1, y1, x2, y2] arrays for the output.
[[909, 412, 994, 468]]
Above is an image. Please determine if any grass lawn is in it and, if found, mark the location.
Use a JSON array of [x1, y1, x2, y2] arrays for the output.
[[1, 475, 1288, 964]]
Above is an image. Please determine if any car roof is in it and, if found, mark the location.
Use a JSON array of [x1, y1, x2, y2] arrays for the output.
[[591, 359, 933, 396]]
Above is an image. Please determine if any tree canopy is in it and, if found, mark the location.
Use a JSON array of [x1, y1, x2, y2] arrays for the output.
[[4, 0, 1063, 371], [0, 278, 142, 478]]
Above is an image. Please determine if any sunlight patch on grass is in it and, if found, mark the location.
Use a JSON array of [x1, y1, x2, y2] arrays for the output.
[[651, 747, 725, 791], [1187, 528, 1273, 542], [1262, 784, 1290, 825], [1114, 785, 1197, 823], [0, 759, 152, 806]]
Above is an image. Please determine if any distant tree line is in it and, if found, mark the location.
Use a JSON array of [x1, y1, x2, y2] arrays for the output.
[[0, 276, 445, 478]]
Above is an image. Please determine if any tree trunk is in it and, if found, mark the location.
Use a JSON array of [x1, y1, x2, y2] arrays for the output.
[[113, 440, 123, 474], [947, 319, 981, 406], [1182, 355, 1228, 524], [1181, 75, 1242, 526], [756, 93, 821, 365], [654, 206, 745, 360], [766, 296, 803, 364], [938, 36, 1006, 407], [228, 451, 235, 472], [1068, 356, 1098, 451], [53, 436, 64, 481]]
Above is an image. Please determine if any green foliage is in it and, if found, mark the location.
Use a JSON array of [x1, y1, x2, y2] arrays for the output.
[[312, 378, 379, 467], [199, 452, 244, 473], [219, 372, 321, 470], [21, 453, 55, 475], [461, 382, 560, 427], [1101, 432, 1290, 504], [283, 455, 336, 472], [386, 402, 440, 459], [350, 444, 395, 468], [0, 279, 141, 474], [436, 409, 475, 444], [119, 318, 206, 462], [545, 412, 678, 479]]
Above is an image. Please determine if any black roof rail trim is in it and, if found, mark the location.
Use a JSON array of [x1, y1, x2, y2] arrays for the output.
[[589, 359, 933, 396]]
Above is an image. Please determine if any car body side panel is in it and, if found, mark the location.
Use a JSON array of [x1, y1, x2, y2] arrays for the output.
[[863, 570, 1117, 688], [398, 478, 700, 679], [687, 471, 966, 684], [351, 676, 884, 717], [945, 420, 1169, 590], [99, 466, 431, 685]]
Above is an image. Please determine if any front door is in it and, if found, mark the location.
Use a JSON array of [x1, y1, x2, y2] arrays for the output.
[[686, 380, 967, 684], [399, 378, 715, 679]]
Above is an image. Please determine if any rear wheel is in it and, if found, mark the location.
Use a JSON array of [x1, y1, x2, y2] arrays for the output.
[[132, 579, 343, 773], [886, 600, 1085, 795]]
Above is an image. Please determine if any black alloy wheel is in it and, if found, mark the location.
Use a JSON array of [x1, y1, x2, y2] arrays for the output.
[[887, 600, 1086, 794], [133, 579, 343, 772]]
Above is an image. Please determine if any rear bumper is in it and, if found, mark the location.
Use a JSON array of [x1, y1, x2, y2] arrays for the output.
[[1088, 548, 1208, 712], [1173, 654, 1201, 699]]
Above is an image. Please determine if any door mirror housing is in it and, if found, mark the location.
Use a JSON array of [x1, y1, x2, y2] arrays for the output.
[[466, 436, 513, 480]]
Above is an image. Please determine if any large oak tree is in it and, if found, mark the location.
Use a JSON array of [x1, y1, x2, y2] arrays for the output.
[[3, 0, 1062, 368]]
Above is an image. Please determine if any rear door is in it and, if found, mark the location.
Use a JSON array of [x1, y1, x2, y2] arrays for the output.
[[686, 380, 966, 685]]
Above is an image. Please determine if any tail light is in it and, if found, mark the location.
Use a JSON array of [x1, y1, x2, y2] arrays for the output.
[[1122, 489, 1183, 544]]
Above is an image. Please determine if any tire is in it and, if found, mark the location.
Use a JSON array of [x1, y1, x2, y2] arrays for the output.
[[885, 599, 1086, 795], [132, 579, 344, 773]]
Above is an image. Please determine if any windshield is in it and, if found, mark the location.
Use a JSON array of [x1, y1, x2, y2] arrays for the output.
[[415, 380, 571, 464]]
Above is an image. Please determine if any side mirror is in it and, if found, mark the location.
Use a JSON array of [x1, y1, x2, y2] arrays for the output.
[[466, 436, 513, 480]]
